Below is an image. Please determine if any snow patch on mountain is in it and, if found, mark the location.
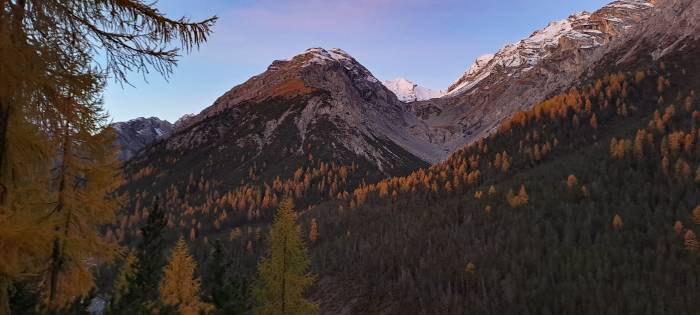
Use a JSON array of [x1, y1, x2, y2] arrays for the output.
[[383, 77, 445, 102]]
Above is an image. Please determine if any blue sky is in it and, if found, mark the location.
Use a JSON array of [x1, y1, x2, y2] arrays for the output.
[[104, 0, 610, 123]]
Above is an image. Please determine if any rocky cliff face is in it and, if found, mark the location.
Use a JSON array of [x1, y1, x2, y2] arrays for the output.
[[408, 0, 656, 158], [589, 0, 699, 71], [112, 117, 173, 161]]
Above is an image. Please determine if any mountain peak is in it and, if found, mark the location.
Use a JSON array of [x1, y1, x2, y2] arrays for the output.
[[281, 47, 357, 69], [383, 77, 444, 102], [112, 117, 173, 161], [447, 0, 656, 95]]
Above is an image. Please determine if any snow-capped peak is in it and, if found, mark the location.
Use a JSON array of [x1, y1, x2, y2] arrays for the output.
[[291, 47, 355, 66], [383, 77, 445, 102], [446, 0, 655, 96]]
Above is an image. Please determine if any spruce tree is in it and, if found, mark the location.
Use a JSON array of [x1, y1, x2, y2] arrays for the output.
[[253, 198, 318, 315], [206, 240, 250, 314], [111, 252, 137, 307], [112, 196, 167, 313]]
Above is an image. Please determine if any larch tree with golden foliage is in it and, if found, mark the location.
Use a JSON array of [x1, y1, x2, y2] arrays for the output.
[[44, 94, 122, 308], [309, 218, 319, 245], [692, 206, 700, 226], [254, 198, 318, 315], [674, 221, 684, 234], [160, 238, 208, 315], [0, 0, 216, 312], [507, 185, 529, 208], [0, 98, 54, 314], [612, 214, 624, 230]]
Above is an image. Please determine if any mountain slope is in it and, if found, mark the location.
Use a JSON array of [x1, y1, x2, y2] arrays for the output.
[[589, 0, 700, 72], [129, 50, 429, 180], [446, 0, 655, 96], [301, 1, 700, 312], [408, 0, 655, 159], [383, 77, 444, 102], [309, 43, 700, 314], [113, 50, 466, 299], [116, 48, 442, 254], [112, 117, 173, 161]]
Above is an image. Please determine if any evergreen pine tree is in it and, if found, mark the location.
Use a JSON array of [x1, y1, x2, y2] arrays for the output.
[[253, 198, 318, 315], [112, 196, 168, 313], [205, 240, 250, 314], [111, 252, 137, 307]]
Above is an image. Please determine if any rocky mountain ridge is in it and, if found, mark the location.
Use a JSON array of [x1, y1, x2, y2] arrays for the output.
[[112, 117, 173, 161], [447, 0, 655, 96], [118, 0, 661, 165], [406, 0, 656, 158]]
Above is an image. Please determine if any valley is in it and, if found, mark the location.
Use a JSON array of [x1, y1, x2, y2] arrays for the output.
[[3, 0, 700, 314]]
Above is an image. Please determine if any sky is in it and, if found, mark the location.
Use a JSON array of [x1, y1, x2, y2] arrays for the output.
[[104, 0, 610, 123]]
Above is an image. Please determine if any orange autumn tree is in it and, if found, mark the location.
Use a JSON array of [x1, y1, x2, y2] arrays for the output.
[[0, 1, 216, 312], [44, 95, 122, 308], [309, 218, 319, 244], [692, 206, 700, 226], [674, 221, 684, 234], [507, 185, 529, 208], [160, 238, 209, 315], [612, 214, 624, 230]]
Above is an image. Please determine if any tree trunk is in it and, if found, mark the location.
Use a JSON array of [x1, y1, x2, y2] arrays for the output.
[[48, 126, 70, 308], [281, 234, 287, 315], [0, 273, 10, 315], [48, 238, 62, 308], [0, 101, 10, 205]]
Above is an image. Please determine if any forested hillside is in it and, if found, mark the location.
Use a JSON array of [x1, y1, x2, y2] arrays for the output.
[[105, 42, 700, 315], [304, 47, 700, 313]]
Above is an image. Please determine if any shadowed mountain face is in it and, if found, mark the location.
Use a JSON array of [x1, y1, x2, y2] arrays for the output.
[[587, 0, 700, 73], [112, 117, 173, 161]]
